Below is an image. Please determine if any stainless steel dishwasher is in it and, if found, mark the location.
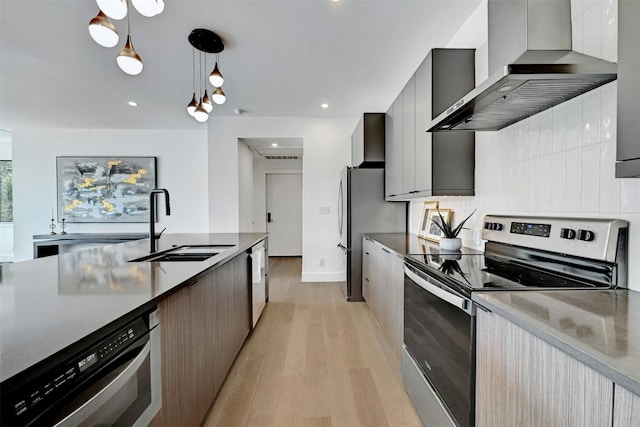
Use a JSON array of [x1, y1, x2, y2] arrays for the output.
[[250, 241, 267, 327]]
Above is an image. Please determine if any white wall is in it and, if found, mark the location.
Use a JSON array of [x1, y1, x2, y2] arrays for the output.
[[12, 129, 209, 261], [237, 142, 254, 232], [252, 157, 303, 233], [0, 130, 13, 262], [409, 0, 640, 291], [207, 117, 354, 281]]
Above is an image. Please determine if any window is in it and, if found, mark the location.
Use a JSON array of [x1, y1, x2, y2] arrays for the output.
[[0, 160, 12, 222]]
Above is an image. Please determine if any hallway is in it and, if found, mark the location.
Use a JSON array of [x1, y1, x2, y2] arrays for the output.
[[204, 257, 421, 426]]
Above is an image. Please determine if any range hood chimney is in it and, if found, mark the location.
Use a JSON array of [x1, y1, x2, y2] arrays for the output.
[[428, 0, 617, 132]]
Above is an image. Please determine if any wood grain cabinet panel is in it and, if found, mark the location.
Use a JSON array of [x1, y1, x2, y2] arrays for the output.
[[150, 246, 260, 427], [362, 238, 405, 366], [614, 384, 640, 427], [476, 309, 613, 427]]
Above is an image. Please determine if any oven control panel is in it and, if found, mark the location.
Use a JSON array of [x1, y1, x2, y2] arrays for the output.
[[481, 215, 628, 263]]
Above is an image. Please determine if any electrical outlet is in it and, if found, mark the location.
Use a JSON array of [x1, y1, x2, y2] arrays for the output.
[[318, 258, 325, 267]]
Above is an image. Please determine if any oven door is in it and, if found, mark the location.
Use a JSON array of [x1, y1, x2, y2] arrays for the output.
[[403, 263, 475, 427]]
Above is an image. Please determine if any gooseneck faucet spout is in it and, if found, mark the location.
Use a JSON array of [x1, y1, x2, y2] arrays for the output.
[[149, 188, 171, 253]]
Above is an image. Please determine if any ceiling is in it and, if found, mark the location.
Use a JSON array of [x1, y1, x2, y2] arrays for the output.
[[0, 0, 482, 131]]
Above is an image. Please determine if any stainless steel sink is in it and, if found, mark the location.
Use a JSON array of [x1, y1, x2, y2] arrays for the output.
[[128, 245, 234, 262]]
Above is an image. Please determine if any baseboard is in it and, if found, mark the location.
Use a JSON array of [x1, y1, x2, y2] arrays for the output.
[[301, 271, 345, 282]]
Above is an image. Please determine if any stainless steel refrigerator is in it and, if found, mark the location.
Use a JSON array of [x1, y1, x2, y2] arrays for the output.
[[338, 167, 406, 301]]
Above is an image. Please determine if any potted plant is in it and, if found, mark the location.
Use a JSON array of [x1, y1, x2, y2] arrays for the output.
[[432, 209, 476, 251]]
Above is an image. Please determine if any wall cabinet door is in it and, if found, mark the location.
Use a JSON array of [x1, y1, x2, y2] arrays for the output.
[[402, 75, 416, 194], [362, 239, 404, 366], [385, 48, 475, 200], [476, 309, 613, 427], [385, 96, 403, 199], [352, 113, 385, 167]]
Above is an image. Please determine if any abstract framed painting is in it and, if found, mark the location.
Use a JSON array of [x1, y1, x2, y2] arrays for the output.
[[57, 156, 157, 223]]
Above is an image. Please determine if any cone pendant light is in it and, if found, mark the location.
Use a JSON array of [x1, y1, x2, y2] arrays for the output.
[[88, 10, 119, 47]]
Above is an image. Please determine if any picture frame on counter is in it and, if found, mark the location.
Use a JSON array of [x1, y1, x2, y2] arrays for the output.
[[418, 201, 439, 239], [425, 208, 452, 242]]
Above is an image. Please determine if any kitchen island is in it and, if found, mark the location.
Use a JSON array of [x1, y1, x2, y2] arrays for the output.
[[0, 233, 267, 425]]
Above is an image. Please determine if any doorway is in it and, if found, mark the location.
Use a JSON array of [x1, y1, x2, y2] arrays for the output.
[[266, 173, 302, 256]]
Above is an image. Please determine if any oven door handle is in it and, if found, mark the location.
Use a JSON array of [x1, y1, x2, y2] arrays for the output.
[[405, 266, 468, 310], [54, 341, 151, 427]]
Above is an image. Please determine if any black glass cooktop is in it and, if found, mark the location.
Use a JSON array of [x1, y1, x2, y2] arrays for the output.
[[406, 251, 611, 293]]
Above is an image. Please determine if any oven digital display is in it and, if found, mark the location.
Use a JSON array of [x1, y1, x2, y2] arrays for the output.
[[78, 352, 98, 373], [510, 222, 551, 237]]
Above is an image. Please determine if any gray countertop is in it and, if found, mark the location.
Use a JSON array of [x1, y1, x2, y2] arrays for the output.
[[0, 233, 267, 383], [366, 233, 640, 396], [474, 290, 640, 395], [364, 233, 483, 256]]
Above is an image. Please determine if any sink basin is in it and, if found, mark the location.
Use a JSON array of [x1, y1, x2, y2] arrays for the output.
[[128, 244, 235, 262], [148, 252, 219, 262]]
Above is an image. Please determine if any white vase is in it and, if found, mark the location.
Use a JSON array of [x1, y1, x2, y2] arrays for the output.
[[439, 237, 462, 251]]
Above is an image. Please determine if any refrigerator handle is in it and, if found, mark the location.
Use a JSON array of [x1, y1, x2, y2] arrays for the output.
[[337, 178, 344, 237], [337, 243, 348, 253]]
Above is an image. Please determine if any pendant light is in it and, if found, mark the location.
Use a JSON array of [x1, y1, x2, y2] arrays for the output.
[[187, 47, 198, 116], [117, 4, 143, 75], [96, 0, 127, 20], [212, 86, 226, 105], [201, 53, 213, 113], [131, 0, 164, 17], [193, 51, 209, 122], [88, 10, 119, 48], [209, 53, 224, 87]]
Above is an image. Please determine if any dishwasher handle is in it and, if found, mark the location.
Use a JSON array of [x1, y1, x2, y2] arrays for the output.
[[404, 265, 469, 311]]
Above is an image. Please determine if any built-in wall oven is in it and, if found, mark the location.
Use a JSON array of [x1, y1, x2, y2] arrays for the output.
[[1, 308, 161, 427], [402, 215, 629, 427]]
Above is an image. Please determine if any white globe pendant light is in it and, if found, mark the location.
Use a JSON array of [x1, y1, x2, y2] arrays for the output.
[[208, 61, 224, 87], [194, 98, 209, 122], [186, 94, 198, 116], [88, 11, 119, 48], [202, 90, 214, 113], [131, 0, 163, 17], [96, 0, 127, 20], [212, 86, 226, 105], [117, 35, 143, 75]]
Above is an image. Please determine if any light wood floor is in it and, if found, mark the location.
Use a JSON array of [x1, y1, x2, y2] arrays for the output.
[[203, 257, 422, 427]]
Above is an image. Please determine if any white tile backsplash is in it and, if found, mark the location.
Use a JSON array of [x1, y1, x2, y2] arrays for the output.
[[600, 82, 616, 142], [566, 97, 583, 150], [582, 88, 601, 146], [601, 0, 618, 61], [539, 109, 553, 156], [552, 152, 567, 212], [581, 144, 600, 212], [599, 140, 621, 212], [583, 1, 603, 57], [566, 149, 583, 211], [552, 104, 567, 153], [409, 0, 640, 291]]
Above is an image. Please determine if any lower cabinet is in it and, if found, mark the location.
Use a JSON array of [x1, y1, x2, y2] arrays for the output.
[[362, 237, 404, 365], [476, 309, 614, 427], [614, 384, 640, 427], [150, 251, 252, 427]]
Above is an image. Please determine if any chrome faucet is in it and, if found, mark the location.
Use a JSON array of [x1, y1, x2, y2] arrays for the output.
[[149, 188, 171, 253]]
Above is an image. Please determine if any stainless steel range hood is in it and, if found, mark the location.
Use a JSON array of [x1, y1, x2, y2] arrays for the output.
[[428, 0, 617, 132]]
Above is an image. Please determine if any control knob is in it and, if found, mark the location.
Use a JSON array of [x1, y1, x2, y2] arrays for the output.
[[494, 223, 504, 231], [485, 222, 494, 230], [577, 229, 595, 242], [560, 228, 577, 239]]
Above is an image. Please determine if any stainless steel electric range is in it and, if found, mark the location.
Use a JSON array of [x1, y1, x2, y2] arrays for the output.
[[402, 215, 629, 427]]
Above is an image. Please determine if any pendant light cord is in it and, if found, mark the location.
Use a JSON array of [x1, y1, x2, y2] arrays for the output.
[[126, 0, 131, 35], [192, 47, 195, 93], [199, 51, 202, 97]]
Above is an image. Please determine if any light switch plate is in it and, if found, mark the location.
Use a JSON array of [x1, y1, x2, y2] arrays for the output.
[[319, 206, 330, 214]]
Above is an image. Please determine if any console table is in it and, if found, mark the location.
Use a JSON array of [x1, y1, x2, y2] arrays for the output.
[[32, 233, 152, 258]]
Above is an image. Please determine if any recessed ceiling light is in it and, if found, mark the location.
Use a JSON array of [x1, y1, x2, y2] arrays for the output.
[[128, 101, 138, 107], [271, 143, 278, 147], [321, 103, 329, 109]]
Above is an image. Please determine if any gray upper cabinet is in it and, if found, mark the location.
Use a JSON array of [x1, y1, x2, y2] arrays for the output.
[[351, 113, 385, 167], [616, 0, 640, 178], [386, 48, 476, 201]]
